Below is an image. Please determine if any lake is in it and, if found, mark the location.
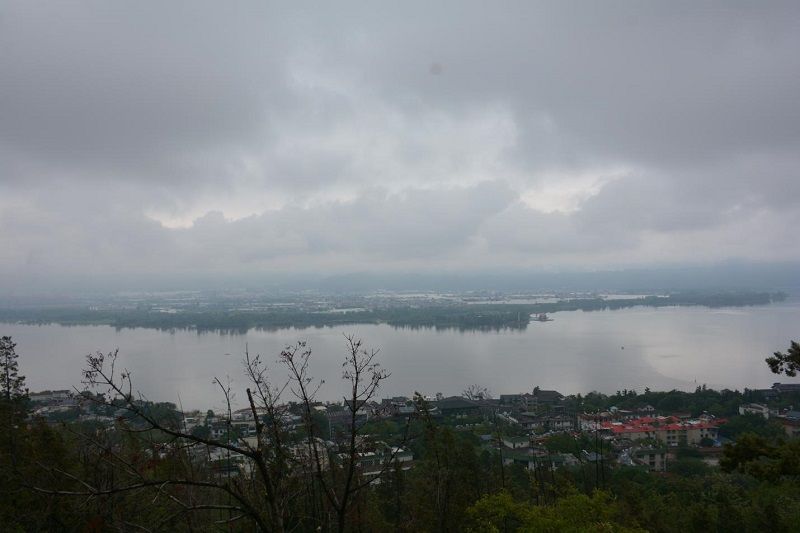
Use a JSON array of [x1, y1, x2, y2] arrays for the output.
[[4, 300, 800, 410]]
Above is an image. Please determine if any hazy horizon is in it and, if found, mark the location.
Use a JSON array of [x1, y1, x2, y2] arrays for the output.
[[0, 262, 797, 299]]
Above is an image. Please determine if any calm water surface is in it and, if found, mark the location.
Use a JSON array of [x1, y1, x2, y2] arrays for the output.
[[4, 301, 799, 410]]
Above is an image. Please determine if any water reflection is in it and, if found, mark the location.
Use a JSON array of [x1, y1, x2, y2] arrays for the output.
[[3, 302, 799, 410]]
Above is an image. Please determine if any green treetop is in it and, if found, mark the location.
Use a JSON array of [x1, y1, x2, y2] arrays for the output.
[[766, 340, 800, 377], [0, 336, 28, 403]]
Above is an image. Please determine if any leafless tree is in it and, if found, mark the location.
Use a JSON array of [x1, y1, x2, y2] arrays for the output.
[[63, 349, 285, 530], [32, 336, 410, 532], [462, 384, 492, 401], [282, 335, 411, 533]]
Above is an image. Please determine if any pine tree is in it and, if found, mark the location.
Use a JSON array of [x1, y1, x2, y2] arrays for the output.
[[766, 340, 800, 377], [0, 336, 27, 403]]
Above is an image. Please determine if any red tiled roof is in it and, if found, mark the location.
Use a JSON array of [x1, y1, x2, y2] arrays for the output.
[[600, 416, 724, 434]]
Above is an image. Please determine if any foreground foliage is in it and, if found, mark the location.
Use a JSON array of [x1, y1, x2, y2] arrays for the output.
[[2, 335, 800, 531], [3, 405, 800, 532]]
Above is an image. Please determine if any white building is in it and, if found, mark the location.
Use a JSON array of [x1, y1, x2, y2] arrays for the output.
[[738, 403, 772, 419]]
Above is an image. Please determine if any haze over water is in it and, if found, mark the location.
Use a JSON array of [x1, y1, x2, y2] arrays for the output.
[[4, 300, 798, 411]]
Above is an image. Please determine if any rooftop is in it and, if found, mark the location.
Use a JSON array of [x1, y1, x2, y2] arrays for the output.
[[434, 396, 480, 410], [534, 389, 564, 401], [601, 416, 724, 434]]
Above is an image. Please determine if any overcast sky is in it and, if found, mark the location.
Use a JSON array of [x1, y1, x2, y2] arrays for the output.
[[1, 1, 799, 290]]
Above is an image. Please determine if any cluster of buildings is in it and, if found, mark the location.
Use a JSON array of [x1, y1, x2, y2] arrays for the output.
[[733, 382, 800, 438], [196, 434, 413, 480], [487, 390, 724, 473], [25, 380, 800, 479], [28, 389, 78, 418], [182, 402, 415, 479], [737, 402, 800, 438], [588, 415, 723, 446]]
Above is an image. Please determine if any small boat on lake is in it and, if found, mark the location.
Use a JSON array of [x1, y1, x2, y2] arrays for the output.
[[533, 313, 553, 322]]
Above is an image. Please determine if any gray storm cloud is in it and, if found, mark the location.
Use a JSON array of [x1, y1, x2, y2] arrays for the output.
[[1, 1, 799, 289]]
